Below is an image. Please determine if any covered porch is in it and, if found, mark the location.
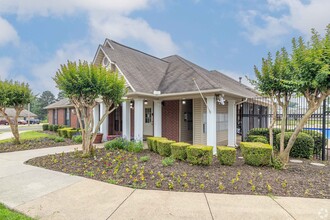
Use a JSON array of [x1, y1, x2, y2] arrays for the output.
[[95, 93, 244, 154]]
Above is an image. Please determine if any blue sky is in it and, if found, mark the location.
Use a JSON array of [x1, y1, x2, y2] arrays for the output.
[[0, 0, 329, 96]]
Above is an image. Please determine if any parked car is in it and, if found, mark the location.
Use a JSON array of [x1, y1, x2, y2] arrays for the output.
[[0, 119, 9, 125], [27, 119, 40, 124], [18, 120, 27, 125]]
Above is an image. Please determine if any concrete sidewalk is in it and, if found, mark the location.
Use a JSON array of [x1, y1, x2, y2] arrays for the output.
[[0, 146, 329, 220]]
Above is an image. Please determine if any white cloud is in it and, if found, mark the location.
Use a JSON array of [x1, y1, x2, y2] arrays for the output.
[[240, 0, 330, 45], [0, 16, 19, 46], [30, 41, 93, 94], [240, 10, 289, 46], [0, 0, 178, 59], [0, 57, 13, 79], [0, 0, 152, 18], [89, 14, 178, 57]]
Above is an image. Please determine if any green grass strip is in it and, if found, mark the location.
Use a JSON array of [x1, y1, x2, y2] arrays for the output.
[[0, 203, 35, 220]]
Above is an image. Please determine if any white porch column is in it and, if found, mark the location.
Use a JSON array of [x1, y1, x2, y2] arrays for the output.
[[153, 100, 162, 137], [122, 101, 131, 140], [206, 96, 217, 154], [100, 102, 108, 141], [228, 100, 237, 147], [93, 104, 100, 133], [134, 98, 144, 141]]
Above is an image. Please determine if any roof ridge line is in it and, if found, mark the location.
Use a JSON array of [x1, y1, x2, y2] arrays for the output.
[[156, 62, 172, 91], [109, 39, 169, 64]]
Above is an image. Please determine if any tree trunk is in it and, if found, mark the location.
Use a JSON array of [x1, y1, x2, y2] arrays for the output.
[[268, 99, 277, 149], [0, 107, 22, 144], [279, 102, 288, 153], [279, 93, 328, 164]]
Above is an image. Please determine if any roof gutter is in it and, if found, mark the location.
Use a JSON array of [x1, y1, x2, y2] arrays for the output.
[[127, 89, 258, 99]]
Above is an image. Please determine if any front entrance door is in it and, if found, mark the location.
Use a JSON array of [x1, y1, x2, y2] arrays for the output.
[[144, 103, 153, 136]]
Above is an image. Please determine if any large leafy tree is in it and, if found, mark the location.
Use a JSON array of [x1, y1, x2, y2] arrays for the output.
[[0, 80, 33, 144], [39, 91, 55, 119], [54, 60, 126, 155]]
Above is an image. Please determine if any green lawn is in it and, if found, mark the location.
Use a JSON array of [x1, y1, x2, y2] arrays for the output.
[[0, 131, 56, 144], [0, 203, 34, 220]]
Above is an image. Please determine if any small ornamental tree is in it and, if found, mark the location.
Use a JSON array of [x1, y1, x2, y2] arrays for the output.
[[280, 26, 330, 163], [0, 80, 33, 144], [254, 25, 330, 164], [54, 60, 126, 155], [252, 49, 297, 151]]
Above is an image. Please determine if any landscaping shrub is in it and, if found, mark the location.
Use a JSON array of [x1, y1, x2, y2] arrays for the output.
[[72, 135, 82, 144], [127, 141, 143, 153], [104, 138, 143, 153], [104, 137, 127, 150], [247, 135, 268, 144], [247, 128, 281, 142], [146, 137, 167, 152], [42, 124, 49, 131], [186, 145, 213, 165], [49, 124, 54, 131], [275, 132, 314, 158], [301, 130, 323, 155], [54, 136, 65, 143], [53, 125, 59, 132], [162, 157, 175, 166], [139, 156, 150, 162], [240, 142, 272, 166], [157, 139, 176, 157], [152, 137, 168, 152], [67, 129, 78, 139], [170, 142, 190, 160], [217, 146, 236, 165]]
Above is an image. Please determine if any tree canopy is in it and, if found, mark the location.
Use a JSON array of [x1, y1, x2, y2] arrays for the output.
[[54, 60, 127, 155], [253, 25, 330, 164], [0, 80, 33, 143]]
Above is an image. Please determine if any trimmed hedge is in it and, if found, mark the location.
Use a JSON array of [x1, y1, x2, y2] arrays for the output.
[[301, 130, 323, 155], [49, 124, 54, 131], [240, 142, 272, 166], [171, 142, 190, 160], [275, 132, 314, 158], [157, 139, 176, 157], [187, 145, 213, 165], [247, 135, 268, 144], [42, 124, 49, 131], [247, 128, 281, 142], [147, 137, 165, 151], [217, 146, 236, 165]]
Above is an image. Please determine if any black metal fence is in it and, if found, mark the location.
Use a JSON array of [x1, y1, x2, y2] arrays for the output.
[[237, 96, 330, 161]]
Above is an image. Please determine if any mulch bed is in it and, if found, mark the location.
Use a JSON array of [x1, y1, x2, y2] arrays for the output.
[[0, 137, 75, 153], [26, 148, 330, 199]]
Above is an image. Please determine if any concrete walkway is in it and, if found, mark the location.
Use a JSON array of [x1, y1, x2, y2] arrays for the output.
[[0, 146, 329, 220]]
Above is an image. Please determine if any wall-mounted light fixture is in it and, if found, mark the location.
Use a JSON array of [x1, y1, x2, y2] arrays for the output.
[[182, 100, 186, 105], [130, 101, 134, 109], [216, 94, 226, 105], [144, 99, 148, 105], [71, 108, 76, 115]]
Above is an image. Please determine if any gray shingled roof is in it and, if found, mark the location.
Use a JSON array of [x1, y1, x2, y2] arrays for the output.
[[103, 40, 168, 94], [101, 40, 258, 98], [2, 108, 37, 117], [44, 98, 73, 109]]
